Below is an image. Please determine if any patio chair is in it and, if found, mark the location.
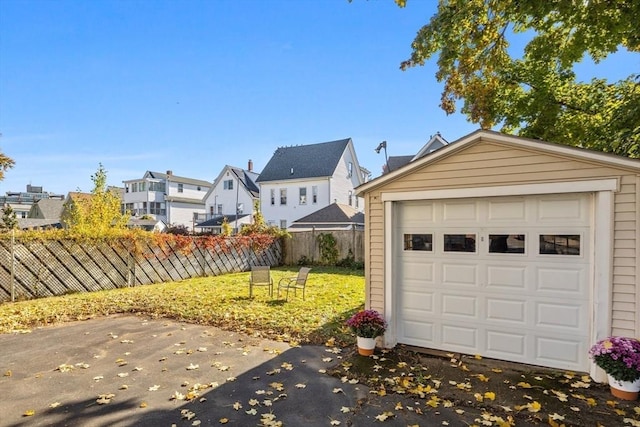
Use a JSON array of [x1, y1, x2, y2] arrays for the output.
[[249, 266, 273, 298], [277, 267, 311, 301]]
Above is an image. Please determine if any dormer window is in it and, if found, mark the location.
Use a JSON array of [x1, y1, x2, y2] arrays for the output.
[[348, 162, 353, 178]]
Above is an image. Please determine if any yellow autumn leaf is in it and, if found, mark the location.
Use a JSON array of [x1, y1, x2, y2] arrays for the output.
[[139, 402, 147, 408], [23, 409, 35, 416], [614, 409, 626, 416], [219, 418, 228, 424], [517, 382, 532, 388], [586, 398, 597, 407], [484, 391, 496, 401]]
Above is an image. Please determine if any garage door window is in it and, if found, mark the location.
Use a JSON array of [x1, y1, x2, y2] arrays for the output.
[[444, 234, 476, 253], [539, 234, 580, 255], [404, 234, 433, 251], [489, 234, 525, 254]]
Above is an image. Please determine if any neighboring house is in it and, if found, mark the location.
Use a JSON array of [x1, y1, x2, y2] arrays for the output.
[[0, 185, 64, 219], [122, 170, 211, 231], [357, 129, 640, 380], [127, 217, 167, 232], [196, 161, 260, 233], [256, 138, 369, 229], [289, 202, 364, 231], [16, 198, 65, 229], [384, 132, 449, 174], [195, 214, 253, 234]]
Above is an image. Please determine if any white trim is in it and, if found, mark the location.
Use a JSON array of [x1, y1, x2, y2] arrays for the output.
[[381, 179, 618, 202], [383, 200, 397, 347], [591, 190, 614, 381]]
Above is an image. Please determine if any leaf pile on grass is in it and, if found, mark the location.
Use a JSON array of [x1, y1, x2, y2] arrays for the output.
[[0, 267, 364, 345]]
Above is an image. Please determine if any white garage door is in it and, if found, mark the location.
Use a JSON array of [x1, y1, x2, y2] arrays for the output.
[[395, 194, 592, 371]]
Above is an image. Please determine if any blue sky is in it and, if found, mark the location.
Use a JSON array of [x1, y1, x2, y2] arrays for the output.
[[0, 0, 637, 195]]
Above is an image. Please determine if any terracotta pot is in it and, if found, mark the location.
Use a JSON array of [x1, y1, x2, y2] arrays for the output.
[[356, 336, 376, 356], [608, 374, 640, 401]]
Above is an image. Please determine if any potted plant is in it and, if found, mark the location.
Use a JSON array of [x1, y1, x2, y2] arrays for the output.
[[346, 309, 387, 356], [589, 336, 640, 400]]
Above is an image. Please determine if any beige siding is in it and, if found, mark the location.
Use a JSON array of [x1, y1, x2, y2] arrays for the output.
[[364, 139, 639, 338]]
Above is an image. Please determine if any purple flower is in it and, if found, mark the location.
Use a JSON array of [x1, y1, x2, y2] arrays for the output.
[[589, 336, 640, 382], [346, 310, 387, 338]]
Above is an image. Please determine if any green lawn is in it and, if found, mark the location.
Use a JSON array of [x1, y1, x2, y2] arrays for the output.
[[0, 267, 365, 345]]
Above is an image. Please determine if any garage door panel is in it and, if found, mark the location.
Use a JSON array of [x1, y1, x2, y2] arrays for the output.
[[486, 330, 526, 357], [535, 302, 587, 331], [442, 324, 477, 349], [401, 291, 435, 313], [537, 197, 587, 223], [486, 298, 526, 323], [486, 265, 526, 289], [487, 200, 526, 221], [536, 267, 585, 293], [442, 294, 477, 317], [442, 263, 477, 286], [401, 260, 435, 281], [402, 321, 435, 345], [442, 201, 478, 221], [536, 336, 583, 366]]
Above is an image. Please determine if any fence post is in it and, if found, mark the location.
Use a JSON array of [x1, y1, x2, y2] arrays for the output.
[[10, 228, 15, 302]]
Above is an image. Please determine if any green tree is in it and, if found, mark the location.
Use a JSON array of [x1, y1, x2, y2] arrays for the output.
[[397, 0, 640, 156], [0, 152, 15, 181], [64, 163, 129, 234], [1, 205, 18, 230]]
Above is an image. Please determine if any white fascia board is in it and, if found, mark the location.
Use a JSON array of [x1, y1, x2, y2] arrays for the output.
[[381, 179, 619, 202]]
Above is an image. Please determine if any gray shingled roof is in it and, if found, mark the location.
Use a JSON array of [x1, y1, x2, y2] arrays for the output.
[[147, 171, 211, 187], [231, 168, 260, 197], [196, 214, 251, 227], [291, 203, 364, 225], [30, 199, 65, 219], [256, 138, 351, 182], [386, 155, 414, 173]]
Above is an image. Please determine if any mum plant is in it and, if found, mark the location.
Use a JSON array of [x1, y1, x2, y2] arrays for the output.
[[588, 336, 640, 382], [346, 309, 386, 338]]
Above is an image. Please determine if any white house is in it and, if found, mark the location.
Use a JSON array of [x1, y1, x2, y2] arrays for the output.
[[256, 138, 368, 229], [122, 170, 211, 231], [196, 161, 260, 233]]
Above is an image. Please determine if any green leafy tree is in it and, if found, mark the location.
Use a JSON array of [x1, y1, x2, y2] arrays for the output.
[[1, 205, 18, 230], [397, 0, 640, 156], [0, 152, 15, 181], [64, 163, 129, 234]]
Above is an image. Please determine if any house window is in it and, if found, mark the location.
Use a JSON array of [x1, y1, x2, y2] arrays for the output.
[[139, 182, 146, 192], [299, 187, 307, 205], [348, 162, 353, 178], [132, 182, 138, 192], [355, 196, 359, 209], [404, 234, 433, 251], [125, 185, 129, 193], [217, 204, 223, 214], [280, 219, 287, 229], [209, 206, 214, 215], [149, 202, 164, 215], [539, 234, 580, 255], [224, 179, 233, 190], [489, 234, 525, 254], [270, 189, 275, 206], [444, 234, 476, 253], [197, 186, 201, 191], [149, 182, 165, 192], [178, 183, 184, 193], [280, 189, 287, 205], [312, 186, 318, 204], [348, 190, 353, 206], [237, 203, 244, 214]]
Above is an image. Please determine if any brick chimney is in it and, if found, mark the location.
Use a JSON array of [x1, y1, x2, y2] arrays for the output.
[[248, 159, 253, 172]]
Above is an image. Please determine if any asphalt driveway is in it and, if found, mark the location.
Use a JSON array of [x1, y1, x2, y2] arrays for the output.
[[0, 315, 474, 427]]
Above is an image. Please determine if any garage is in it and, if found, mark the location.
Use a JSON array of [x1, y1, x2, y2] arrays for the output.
[[396, 194, 590, 371], [357, 130, 640, 377]]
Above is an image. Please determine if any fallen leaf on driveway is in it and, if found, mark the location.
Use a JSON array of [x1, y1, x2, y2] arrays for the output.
[[23, 409, 35, 416]]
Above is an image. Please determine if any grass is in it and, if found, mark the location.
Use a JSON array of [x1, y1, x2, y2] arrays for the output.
[[0, 266, 365, 345]]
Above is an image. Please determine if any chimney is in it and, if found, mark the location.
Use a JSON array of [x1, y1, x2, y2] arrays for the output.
[[248, 159, 253, 172], [166, 170, 173, 176]]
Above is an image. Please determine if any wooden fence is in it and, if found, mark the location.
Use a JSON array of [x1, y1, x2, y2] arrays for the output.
[[282, 229, 364, 265], [0, 236, 281, 302]]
